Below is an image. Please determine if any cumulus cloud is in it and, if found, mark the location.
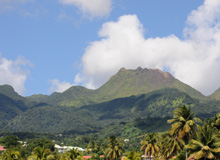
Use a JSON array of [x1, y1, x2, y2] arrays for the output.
[[0, 54, 31, 95], [75, 0, 220, 96], [49, 79, 74, 93], [59, 0, 112, 18]]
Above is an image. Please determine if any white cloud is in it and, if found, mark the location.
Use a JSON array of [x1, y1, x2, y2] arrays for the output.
[[49, 79, 74, 93], [59, 0, 112, 18], [0, 54, 31, 95], [75, 0, 220, 96]]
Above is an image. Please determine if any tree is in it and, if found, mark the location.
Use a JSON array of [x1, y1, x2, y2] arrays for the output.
[[122, 151, 141, 160], [207, 112, 220, 130], [186, 124, 220, 159], [160, 132, 184, 160], [27, 146, 53, 160], [104, 135, 124, 160], [140, 133, 159, 160], [0, 135, 20, 149], [86, 141, 100, 154], [167, 105, 202, 159], [61, 148, 83, 160], [25, 138, 55, 158], [168, 105, 202, 143], [0, 149, 23, 160]]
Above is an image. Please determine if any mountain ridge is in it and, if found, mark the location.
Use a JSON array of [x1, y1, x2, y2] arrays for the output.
[[27, 67, 207, 107], [0, 67, 220, 134], [209, 87, 220, 100], [4, 88, 220, 134], [95, 67, 206, 102]]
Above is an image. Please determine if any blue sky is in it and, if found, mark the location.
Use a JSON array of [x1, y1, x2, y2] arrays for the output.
[[1, 0, 220, 96]]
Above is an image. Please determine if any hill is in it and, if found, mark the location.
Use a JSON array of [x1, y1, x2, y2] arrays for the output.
[[209, 87, 220, 100], [0, 85, 35, 107], [27, 67, 207, 107], [5, 88, 219, 134], [95, 67, 206, 101], [27, 86, 96, 108], [0, 93, 28, 128], [1, 67, 220, 137]]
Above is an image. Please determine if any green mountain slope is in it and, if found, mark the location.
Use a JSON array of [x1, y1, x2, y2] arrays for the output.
[[0, 85, 34, 107], [0, 93, 28, 128], [26, 94, 49, 103], [95, 67, 206, 101], [209, 87, 220, 100], [47, 86, 96, 107], [27, 86, 96, 108], [6, 88, 219, 134], [4, 103, 101, 134], [0, 85, 25, 101], [28, 67, 207, 108]]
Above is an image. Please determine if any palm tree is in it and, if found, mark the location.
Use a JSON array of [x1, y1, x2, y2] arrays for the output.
[[122, 151, 141, 160], [160, 132, 184, 160], [0, 149, 23, 160], [208, 112, 220, 130], [140, 133, 159, 160], [168, 105, 202, 144], [86, 141, 99, 154], [168, 105, 202, 159], [104, 135, 124, 160], [27, 146, 53, 160], [186, 124, 220, 159], [67, 148, 83, 160]]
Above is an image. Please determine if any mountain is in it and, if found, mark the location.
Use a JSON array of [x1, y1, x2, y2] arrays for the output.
[[29, 67, 206, 107], [209, 87, 220, 100], [0, 93, 28, 128], [27, 86, 96, 108], [5, 88, 219, 134], [0, 85, 34, 107], [1, 67, 220, 136], [0, 85, 25, 101], [95, 67, 206, 101], [26, 94, 49, 103]]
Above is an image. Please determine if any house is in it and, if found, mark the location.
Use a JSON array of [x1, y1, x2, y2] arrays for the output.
[[55, 144, 85, 153], [83, 155, 123, 160], [141, 155, 154, 160], [0, 146, 6, 151], [55, 144, 66, 153]]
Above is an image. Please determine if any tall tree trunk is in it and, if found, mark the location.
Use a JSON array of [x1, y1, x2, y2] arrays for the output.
[[185, 148, 188, 160]]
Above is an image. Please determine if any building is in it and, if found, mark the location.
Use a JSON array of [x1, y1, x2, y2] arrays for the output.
[[55, 144, 85, 153], [0, 146, 6, 151]]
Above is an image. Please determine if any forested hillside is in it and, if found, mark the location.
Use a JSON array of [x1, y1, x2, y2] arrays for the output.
[[0, 68, 220, 137]]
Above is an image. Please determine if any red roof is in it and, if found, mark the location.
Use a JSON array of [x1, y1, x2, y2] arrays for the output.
[[83, 155, 104, 159], [0, 146, 6, 151], [83, 155, 92, 159], [83, 155, 123, 160]]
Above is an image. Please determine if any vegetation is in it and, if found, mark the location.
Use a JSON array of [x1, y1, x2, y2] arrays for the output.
[[186, 124, 220, 159], [104, 135, 124, 160], [2, 68, 220, 159], [210, 87, 220, 100], [2, 105, 220, 160], [1, 68, 220, 135], [27, 67, 207, 108], [4, 86, 219, 134], [140, 133, 159, 158]]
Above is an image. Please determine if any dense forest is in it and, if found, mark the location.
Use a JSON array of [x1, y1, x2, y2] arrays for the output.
[[1, 105, 220, 160], [1, 68, 220, 159]]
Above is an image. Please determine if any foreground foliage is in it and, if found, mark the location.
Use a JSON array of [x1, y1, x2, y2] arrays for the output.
[[2, 105, 220, 160], [186, 124, 220, 159]]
